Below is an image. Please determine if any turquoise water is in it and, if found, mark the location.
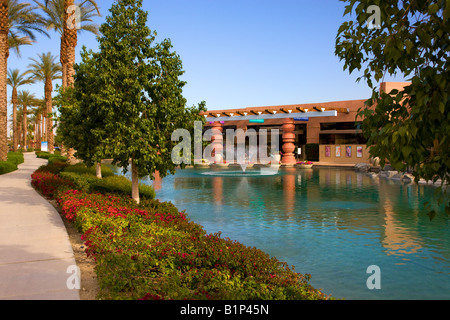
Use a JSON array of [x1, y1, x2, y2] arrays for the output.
[[121, 166, 450, 300]]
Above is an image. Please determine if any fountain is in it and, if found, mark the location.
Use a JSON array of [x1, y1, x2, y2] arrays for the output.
[[201, 152, 281, 177]]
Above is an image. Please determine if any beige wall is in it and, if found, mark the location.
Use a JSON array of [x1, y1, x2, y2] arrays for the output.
[[319, 144, 370, 164]]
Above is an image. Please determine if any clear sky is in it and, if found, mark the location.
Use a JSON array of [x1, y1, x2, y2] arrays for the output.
[[7, 0, 406, 125]]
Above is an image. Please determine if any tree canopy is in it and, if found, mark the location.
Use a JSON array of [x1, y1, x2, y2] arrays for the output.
[[335, 0, 449, 217]]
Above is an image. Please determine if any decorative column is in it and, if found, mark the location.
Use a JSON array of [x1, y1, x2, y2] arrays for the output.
[[211, 122, 223, 163], [282, 118, 296, 166]]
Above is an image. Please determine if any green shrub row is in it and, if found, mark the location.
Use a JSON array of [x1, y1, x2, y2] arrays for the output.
[[0, 152, 24, 175], [7, 152, 25, 165], [59, 171, 155, 199], [64, 163, 114, 177]]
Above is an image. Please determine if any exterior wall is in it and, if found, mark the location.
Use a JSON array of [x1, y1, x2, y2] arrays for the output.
[[380, 82, 411, 94], [319, 144, 371, 164]]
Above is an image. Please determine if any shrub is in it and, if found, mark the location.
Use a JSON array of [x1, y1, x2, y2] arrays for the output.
[[0, 161, 17, 174], [0, 152, 24, 175], [48, 155, 67, 164], [36, 151, 53, 159], [59, 172, 99, 192], [35, 161, 69, 175], [92, 175, 156, 200], [7, 152, 24, 165], [64, 163, 114, 178]]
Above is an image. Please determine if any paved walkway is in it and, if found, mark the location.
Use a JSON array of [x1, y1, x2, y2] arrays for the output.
[[0, 153, 79, 300]]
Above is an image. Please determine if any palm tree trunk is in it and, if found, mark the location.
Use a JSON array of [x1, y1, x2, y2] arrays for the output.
[[45, 79, 54, 153], [64, 0, 77, 87], [22, 104, 27, 150], [36, 113, 41, 146], [11, 88, 18, 152], [0, 0, 8, 161], [60, 35, 67, 88]]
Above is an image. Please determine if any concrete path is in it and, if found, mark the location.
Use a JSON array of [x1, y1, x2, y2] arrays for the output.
[[0, 153, 79, 300]]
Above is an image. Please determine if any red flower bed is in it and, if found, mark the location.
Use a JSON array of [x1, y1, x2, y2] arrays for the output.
[[31, 171, 74, 199]]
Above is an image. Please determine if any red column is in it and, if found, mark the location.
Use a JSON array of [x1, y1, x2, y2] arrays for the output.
[[282, 118, 296, 165]]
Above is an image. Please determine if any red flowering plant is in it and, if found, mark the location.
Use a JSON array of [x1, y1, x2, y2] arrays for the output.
[[31, 171, 74, 199], [297, 161, 314, 165]]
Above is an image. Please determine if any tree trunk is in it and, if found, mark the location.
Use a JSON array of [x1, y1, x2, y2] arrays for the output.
[[22, 104, 27, 150], [12, 88, 17, 152], [45, 79, 54, 153], [96, 162, 102, 179], [60, 36, 67, 88], [64, 0, 77, 87], [0, 0, 8, 161], [36, 114, 41, 146], [131, 159, 140, 204]]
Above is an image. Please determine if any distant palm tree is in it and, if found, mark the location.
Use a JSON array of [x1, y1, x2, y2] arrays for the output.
[[0, 0, 48, 160], [17, 90, 36, 150], [28, 52, 62, 153], [7, 68, 34, 151], [37, 0, 100, 87], [32, 97, 46, 146]]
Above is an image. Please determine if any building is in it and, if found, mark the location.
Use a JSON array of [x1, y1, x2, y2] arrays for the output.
[[200, 82, 411, 166]]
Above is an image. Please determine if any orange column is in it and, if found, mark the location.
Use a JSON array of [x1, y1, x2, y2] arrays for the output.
[[282, 118, 296, 165]]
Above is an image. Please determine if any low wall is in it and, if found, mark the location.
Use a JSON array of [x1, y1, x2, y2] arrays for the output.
[[319, 144, 370, 164]]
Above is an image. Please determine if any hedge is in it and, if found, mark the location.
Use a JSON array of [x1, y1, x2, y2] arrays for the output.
[[0, 152, 24, 175], [64, 163, 114, 178]]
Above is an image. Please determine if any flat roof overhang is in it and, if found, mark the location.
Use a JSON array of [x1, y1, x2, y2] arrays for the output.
[[204, 110, 338, 122]]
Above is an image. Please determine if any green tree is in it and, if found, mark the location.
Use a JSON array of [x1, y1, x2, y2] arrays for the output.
[[28, 52, 62, 153], [335, 0, 449, 217], [60, 0, 206, 203], [56, 47, 106, 177]]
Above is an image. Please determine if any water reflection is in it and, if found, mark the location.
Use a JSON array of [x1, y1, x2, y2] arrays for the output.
[[167, 167, 446, 258]]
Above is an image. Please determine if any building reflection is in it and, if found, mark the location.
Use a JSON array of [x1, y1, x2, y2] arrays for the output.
[[211, 177, 223, 205], [380, 188, 423, 257], [283, 167, 297, 217]]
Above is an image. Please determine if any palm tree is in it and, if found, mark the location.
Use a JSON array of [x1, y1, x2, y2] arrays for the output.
[[37, 0, 100, 87], [28, 52, 61, 153], [17, 90, 36, 150], [7, 68, 34, 151], [0, 0, 48, 161]]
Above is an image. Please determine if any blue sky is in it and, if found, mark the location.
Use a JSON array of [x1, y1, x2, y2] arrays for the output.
[[7, 0, 406, 124]]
